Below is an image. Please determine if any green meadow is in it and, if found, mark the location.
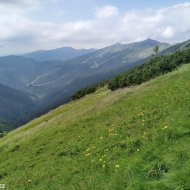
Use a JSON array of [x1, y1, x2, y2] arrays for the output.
[[0, 63, 190, 189]]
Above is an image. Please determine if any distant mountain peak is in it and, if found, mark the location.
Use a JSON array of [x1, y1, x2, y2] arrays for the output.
[[114, 42, 122, 45], [107, 42, 122, 47], [139, 38, 161, 46], [144, 38, 160, 43], [146, 38, 153, 40]]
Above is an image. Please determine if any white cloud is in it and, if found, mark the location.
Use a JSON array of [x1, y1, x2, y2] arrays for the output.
[[95, 5, 119, 19], [162, 26, 175, 38], [0, 2, 190, 55]]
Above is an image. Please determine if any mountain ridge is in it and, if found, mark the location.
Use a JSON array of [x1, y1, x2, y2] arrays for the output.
[[21, 47, 97, 62], [22, 39, 169, 103]]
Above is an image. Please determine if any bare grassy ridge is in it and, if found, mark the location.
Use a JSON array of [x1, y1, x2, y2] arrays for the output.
[[0, 64, 190, 189]]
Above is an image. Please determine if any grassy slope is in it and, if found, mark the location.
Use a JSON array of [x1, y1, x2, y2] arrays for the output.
[[0, 64, 190, 190]]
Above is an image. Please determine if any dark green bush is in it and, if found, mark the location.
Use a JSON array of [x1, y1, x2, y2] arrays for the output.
[[108, 49, 190, 91]]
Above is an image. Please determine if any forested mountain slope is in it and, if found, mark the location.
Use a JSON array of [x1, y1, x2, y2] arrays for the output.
[[0, 83, 40, 130], [0, 119, 12, 133]]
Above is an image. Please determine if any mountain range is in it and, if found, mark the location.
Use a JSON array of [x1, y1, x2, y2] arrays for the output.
[[22, 38, 170, 100], [21, 47, 97, 62], [1, 38, 190, 130]]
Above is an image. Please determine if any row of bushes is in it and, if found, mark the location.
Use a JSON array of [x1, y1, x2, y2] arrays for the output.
[[108, 49, 190, 91], [71, 80, 109, 100]]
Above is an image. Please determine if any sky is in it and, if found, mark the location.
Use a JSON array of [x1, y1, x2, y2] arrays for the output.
[[0, 0, 190, 55]]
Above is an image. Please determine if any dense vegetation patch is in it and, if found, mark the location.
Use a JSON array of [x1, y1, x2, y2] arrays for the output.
[[0, 83, 40, 131], [71, 80, 108, 100], [108, 49, 190, 90]]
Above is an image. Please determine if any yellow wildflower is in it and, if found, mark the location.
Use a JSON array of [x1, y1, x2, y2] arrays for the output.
[[28, 180, 32, 183], [115, 164, 120, 168], [99, 159, 102, 161], [162, 126, 168, 130]]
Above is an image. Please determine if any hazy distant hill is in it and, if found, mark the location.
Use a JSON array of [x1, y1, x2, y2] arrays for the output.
[[21, 47, 97, 62], [0, 39, 169, 92], [24, 38, 170, 101], [0, 55, 67, 89], [159, 39, 190, 55], [0, 83, 40, 130]]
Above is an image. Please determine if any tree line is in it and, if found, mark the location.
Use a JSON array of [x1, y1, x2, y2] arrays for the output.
[[108, 49, 190, 91], [71, 80, 109, 100]]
